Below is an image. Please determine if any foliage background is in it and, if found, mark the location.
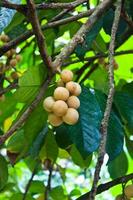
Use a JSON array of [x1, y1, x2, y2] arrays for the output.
[[0, 0, 133, 199]]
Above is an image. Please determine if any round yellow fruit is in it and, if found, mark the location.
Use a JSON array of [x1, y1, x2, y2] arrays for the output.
[[9, 59, 17, 67], [63, 108, 79, 125], [48, 113, 63, 127], [54, 87, 69, 101], [66, 81, 81, 96], [52, 100, 68, 116], [61, 69, 73, 83], [43, 96, 55, 112], [15, 55, 22, 62], [67, 96, 80, 109], [124, 185, 133, 198]]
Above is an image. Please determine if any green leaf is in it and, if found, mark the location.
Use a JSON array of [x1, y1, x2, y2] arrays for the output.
[[114, 92, 133, 131], [125, 0, 133, 20], [95, 90, 124, 162], [6, 22, 27, 40], [29, 126, 48, 159], [10, 193, 34, 200], [55, 125, 73, 149], [70, 145, 92, 168], [50, 186, 67, 200], [0, 155, 8, 190], [14, 66, 46, 103], [24, 103, 48, 145], [0, 93, 17, 123], [29, 181, 45, 194], [6, 130, 26, 153], [108, 151, 128, 179], [56, 86, 102, 158], [122, 82, 133, 99], [5, 12, 25, 33], [75, 18, 103, 58], [126, 136, 133, 158], [39, 131, 58, 163], [103, 9, 127, 37], [92, 33, 107, 53], [89, 67, 109, 93]]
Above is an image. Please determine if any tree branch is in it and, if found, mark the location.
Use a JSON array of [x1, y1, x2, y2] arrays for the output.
[[1, 0, 86, 13], [26, 0, 52, 70], [0, 82, 18, 96], [89, 1, 122, 199], [63, 49, 133, 66], [22, 162, 39, 200], [0, 9, 94, 57], [76, 173, 133, 200]]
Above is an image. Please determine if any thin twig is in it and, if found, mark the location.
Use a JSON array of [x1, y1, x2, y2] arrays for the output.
[[45, 165, 53, 199], [63, 49, 133, 66], [89, 1, 122, 199], [1, 0, 87, 13], [26, 0, 52, 70], [0, 82, 18, 96], [22, 162, 39, 200], [76, 173, 133, 200]]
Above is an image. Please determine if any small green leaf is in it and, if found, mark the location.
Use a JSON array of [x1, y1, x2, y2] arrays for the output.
[[114, 92, 133, 131], [55, 125, 73, 149], [103, 9, 127, 36], [29, 126, 48, 159], [14, 66, 46, 103], [126, 136, 133, 158], [0, 155, 8, 190], [75, 18, 103, 58], [10, 193, 34, 200], [50, 186, 67, 200], [70, 145, 92, 168], [0, 93, 17, 123], [108, 151, 128, 179], [92, 33, 107, 53], [39, 131, 58, 163], [6, 130, 25, 153], [29, 181, 45, 194]]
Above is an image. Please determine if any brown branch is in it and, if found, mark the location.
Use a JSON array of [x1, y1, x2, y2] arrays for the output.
[[0, 76, 52, 145], [63, 49, 133, 66], [45, 165, 53, 199], [52, 0, 113, 71], [76, 173, 133, 200], [22, 162, 39, 200], [89, 1, 122, 199], [0, 82, 18, 96], [26, 0, 52, 70], [1, 0, 86, 12], [0, 9, 94, 57]]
